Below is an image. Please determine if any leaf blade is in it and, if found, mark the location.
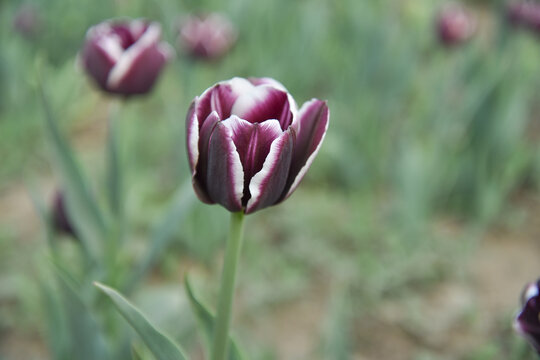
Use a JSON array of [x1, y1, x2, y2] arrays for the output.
[[95, 282, 188, 360]]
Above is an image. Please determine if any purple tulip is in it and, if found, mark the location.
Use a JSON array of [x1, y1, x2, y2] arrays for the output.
[[178, 13, 237, 61], [507, 2, 540, 33], [186, 77, 329, 214], [514, 279, 540, 354], [80, 19, 173, 96], [436, 3, 476, 47], [51, 191, 77, 238]]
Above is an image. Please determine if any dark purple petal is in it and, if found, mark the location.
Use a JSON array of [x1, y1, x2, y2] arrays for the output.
[[280, 99, 329, 201], [206, 121, 244, 212], [81, 38, 120, 91], [195, 77, 254, 122], [51, 191, 77, 238], [231, 85, 294, 129], [222, 117, 283, 205], [107, 23, 171, 95], [515, 281, 540, 354], [245, 130, 293, 214], [191, 111, 221, 204]]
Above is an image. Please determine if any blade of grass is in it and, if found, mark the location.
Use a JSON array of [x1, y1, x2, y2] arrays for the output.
[[37, 75, 107, 262], [95, 282, 188, 360]]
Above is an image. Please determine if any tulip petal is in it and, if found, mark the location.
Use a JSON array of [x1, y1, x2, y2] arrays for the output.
[[191, 111, 220, 203], [81, 35, 122, 90], [195, 77, 254, 121], [107, 23, 167, 94], [280, 99, 329, 200], [186, 100, 199, 173], [248, 77, 287, 91], [246, 130, 293, 214], [231, 86, 294, 129], [221, 117, 283, 205], [206, 121, 244, 212]]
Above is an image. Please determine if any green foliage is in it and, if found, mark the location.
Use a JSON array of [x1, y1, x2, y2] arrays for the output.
[[95, 282, 188, 360]]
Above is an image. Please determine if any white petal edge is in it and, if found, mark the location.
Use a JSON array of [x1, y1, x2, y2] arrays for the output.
[[245, 122, 288, 213], [285, 104, 330, 199], [217, 118, 245, 209], [106, 22, 162, 89], [187, 100, 200, 172]]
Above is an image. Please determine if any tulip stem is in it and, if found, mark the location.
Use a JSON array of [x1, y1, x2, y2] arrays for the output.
[[211, 211, 245, 360]]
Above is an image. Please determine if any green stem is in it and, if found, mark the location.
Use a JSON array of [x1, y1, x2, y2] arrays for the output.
[[211, 211, 245, 360]]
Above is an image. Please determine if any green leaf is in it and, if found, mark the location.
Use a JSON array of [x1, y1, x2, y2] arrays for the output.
[[55, 269, 110, 360], [125, 181, 196, 293], [185, 276, 245, 360], [95, 282, 188, 360], [37, 77, 107, 261], [40, 282, 70, 360]]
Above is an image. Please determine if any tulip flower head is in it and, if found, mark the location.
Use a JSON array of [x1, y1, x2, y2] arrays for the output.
[[507, 2, 540, 34], [436, 3, 476, 47], [178, 13, 237, 61], [187, 77, 329, 214], [514, 279, 540, 354], [80, 19, 173, 96], [51, 191, 77, 238]]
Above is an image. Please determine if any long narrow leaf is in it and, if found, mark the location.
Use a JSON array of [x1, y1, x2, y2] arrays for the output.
[[95, 282, 188, 360], [55, 269, 110, 360], [185, 276, 245, 360], [38, 78, 107, 261]]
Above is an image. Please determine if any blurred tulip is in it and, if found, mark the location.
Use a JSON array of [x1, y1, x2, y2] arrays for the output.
[[187, 77, 329, 214], [51, 191, 76, 238], [436, 3, 476, 47], [80, 19, 173, 96], [514, 279, 540, 354], [13, 4, 41, 39], [178, 13, 237, 61], [507, 2, 540, 33]]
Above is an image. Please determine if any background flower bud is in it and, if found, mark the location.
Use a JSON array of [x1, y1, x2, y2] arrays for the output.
[[80, 19, 174, 96], [13, 4, 41, 39], [186, 77, 329, 214], [506, 2, 540, 34], [514, 280, 540, 354], [178, 13, 237, 61], [436, 3, 476, 47], [51, 191, 77, 238]]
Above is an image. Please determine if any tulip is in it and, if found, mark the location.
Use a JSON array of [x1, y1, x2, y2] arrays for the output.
[[80, 19, 173, 96], [507, 2, 540, 33], [436, 3, 476, 47], [51, 191, 76, 238], [186, 77, 329, 214], [514, 279, 540, 354], [178, 13, 237, 61]]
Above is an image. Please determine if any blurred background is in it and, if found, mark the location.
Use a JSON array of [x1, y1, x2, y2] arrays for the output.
[[2, 0, 540, 359]]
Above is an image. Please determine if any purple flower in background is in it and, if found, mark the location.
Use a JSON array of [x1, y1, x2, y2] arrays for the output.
[[186, 77, 329, 214], [514, 279, 540, 354], [436, 3, 476, 47], [13, 4, 41, 39], [80, 19, 173, 96], [51, 191, 77, 238], [507, 2, 540, 33], [178, 13, 237, 61]]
